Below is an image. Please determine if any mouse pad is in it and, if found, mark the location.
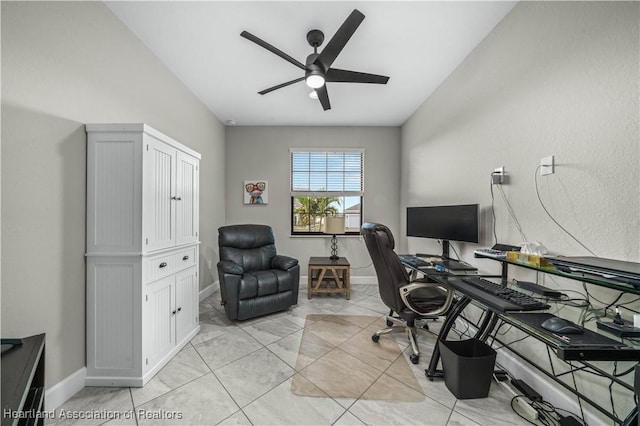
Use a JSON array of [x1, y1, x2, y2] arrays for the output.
[[508, 312, 624, 347]]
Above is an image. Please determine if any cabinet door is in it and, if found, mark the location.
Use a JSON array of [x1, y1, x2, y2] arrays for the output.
[[144, 276, 175, 371], [175, 267, 198, 344], [144, 138, 176, 251], [175, 152, 199, 246]]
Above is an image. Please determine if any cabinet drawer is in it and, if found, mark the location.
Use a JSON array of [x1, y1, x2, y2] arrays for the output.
[[145, 247, 197, 283]]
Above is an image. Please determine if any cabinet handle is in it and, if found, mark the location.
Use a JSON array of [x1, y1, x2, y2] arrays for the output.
[[182, 255, 189, 261], [177, 307, 182, 313], [159, 262, 167, 268], [172, 310, 177, 315], [171, 196, 182, 201]]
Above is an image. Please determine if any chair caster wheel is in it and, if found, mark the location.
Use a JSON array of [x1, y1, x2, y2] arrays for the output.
[[372, 334, 380, 342], [386, 319, 394, 327], [410, 354, 419, 364]]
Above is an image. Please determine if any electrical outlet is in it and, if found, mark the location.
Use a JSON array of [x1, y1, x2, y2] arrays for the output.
[[207, 259, 212, 269], [540, 155, 554, 175], [492, 166, 505, 184]]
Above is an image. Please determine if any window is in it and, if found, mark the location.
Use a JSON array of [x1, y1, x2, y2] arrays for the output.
[[290, 149, 363, 235]]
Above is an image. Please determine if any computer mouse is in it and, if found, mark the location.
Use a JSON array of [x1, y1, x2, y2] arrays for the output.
[[541, 317, 584, 335]]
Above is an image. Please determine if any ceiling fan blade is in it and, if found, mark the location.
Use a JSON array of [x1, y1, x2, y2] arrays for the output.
[[241, 31, 306, 70], [258, 77, 305, 95], [314, 9, 365, 72], [316, 85, 331, 111], [326, 68, 389, 84]]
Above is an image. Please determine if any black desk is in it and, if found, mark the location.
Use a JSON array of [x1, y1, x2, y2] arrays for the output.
[[1, 334, 46, 426], [401, 254, 640, 426]]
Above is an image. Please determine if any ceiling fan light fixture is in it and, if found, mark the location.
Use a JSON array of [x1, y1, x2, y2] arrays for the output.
[[241, 9, 388, 111], [305, 72, 325, 89]]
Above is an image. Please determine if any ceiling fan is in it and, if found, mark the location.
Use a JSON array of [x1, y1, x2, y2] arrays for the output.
[[240, 9, 389, 111]]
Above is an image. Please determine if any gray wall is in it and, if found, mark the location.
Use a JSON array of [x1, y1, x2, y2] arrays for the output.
[[402, 1, 639, 262], [225, 127, 401, 277], [1, 2, 226, 390], [401, 2, 639, 421]]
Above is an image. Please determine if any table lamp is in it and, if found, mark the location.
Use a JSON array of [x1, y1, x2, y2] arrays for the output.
[[325, 216, 345, 261]]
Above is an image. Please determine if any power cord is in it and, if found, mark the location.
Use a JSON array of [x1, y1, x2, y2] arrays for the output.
[[497, 184, 528, 242], [349, 262, 373, 270], [507, 385, 588, 426], [534, 164, 596, 256], [490, 176, 498, 244]]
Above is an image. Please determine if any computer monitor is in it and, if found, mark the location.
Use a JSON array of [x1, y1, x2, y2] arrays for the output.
[[406, 204, 479, 259]]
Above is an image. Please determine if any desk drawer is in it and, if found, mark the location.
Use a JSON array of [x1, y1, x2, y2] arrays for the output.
[[145, 246, 197, 283]]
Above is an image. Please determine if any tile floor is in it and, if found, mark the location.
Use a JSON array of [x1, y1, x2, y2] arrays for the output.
[[50, 284, 528, 425]]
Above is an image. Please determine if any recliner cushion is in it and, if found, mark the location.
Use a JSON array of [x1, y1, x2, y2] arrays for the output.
[[218, 225, 277, 272], [218, 224, 275, 248], [237, 269, 296, 300]]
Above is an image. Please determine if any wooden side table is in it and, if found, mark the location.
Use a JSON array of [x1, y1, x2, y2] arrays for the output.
[[308, 257, 350, 300]]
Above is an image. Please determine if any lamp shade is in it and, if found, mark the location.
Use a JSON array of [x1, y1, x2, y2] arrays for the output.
[[325, 216, 345, 235]]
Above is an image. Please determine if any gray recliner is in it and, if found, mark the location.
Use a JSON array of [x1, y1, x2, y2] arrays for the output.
[[217, 224, 299, 321]]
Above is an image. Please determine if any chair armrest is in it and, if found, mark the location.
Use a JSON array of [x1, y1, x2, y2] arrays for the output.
[[217, 260, 243, 275], [271, 255, 298, 271], [399, 280, 454, 317]]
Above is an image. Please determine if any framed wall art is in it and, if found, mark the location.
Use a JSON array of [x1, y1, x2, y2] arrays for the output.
[[244, 180, 268, 204]]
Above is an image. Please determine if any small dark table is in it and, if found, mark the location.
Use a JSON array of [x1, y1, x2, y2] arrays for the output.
[[1, 334, 46, 426], [308, 257, 350, 300]]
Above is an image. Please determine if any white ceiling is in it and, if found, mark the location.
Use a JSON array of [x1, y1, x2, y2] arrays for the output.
[[105, 1, 516, 126]]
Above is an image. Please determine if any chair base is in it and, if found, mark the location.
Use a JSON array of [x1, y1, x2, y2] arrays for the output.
[[372, 314, 435, 365]]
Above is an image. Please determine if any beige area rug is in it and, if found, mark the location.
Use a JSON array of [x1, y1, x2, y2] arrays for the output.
[[291, 314, 425, 402]]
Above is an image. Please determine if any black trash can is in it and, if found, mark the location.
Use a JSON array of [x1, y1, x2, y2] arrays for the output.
[[439, 338, 497, 399]]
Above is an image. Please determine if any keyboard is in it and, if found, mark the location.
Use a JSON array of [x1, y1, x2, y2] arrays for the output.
[[459, 277, 551, 312], [474, 248, 508, 259], [398, 254, 431, 269]]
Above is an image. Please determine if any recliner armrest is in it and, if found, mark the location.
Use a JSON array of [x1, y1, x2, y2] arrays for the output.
[[217, 260, 244, 275], [271, 255, 298, 271]]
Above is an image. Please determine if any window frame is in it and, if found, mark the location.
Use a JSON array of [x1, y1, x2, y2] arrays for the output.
[[290, 148, 364, 236]]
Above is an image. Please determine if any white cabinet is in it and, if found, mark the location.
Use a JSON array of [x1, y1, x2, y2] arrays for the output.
[[85, 124, 201, 387], [143, 139, 199, 251], [175, 268, 199, 343], [143, 267, 198, 372]]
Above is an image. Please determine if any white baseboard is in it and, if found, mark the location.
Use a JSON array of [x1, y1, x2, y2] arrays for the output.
[[45, 367, 86, 411], [199, 281, 219, 301]]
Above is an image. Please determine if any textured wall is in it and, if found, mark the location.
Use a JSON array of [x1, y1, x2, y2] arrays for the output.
[[1, 2, 226, 390], [402, 2, 639, 261], [401, 2, 639, 422]]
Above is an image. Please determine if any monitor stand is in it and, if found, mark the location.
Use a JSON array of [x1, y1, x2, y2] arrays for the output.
[[434, 240, 478, 271]]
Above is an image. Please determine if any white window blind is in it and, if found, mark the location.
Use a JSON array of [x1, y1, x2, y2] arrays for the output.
[[290, 149, 364, 196]]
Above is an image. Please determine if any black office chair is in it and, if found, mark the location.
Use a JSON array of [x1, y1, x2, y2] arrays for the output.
[[361, 222, 454, 364]]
